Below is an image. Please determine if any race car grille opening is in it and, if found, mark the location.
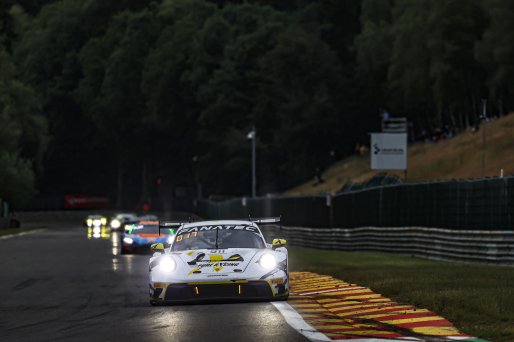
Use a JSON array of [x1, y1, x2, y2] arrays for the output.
[[164, 282, 273, 301]]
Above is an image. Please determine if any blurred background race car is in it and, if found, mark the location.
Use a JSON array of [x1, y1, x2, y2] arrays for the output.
[[121, 220, 175, 254], [85, 214, 108, 228], [109, 212, 138, 230], [137, 214, 158, 221]]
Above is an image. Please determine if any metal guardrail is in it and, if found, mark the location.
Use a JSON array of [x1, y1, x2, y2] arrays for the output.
[[260, 225, 514, 265]]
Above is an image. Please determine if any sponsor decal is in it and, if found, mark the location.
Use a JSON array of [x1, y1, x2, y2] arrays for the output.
[[179, 225, 257, 233], [196, 262, 239, 269], [374, 144, 404, 155]]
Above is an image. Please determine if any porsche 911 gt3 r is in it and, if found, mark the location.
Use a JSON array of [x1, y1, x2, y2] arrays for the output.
[[148, 218, 288, 305]]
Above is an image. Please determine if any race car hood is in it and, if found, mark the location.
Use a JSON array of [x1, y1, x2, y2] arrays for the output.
[[174, 248, 259, 275]]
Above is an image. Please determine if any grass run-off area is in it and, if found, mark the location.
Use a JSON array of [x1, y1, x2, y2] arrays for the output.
[[289, 247, 514, 342], [0, 227, 41, 237]]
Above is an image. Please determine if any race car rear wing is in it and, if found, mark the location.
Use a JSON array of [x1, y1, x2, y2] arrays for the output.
[[157, 216, 281, 235], [246, 217, 281, 224], [158, 221, 184, 236]]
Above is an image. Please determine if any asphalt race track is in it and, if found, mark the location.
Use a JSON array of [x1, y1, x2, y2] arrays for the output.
[[0, 220, 307, 342]]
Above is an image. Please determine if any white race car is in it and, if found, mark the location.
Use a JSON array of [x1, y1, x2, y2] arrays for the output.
[[148, 218, 288, 305]]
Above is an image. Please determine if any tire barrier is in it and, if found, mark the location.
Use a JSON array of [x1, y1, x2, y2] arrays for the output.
[[260, 225, 514, 265]]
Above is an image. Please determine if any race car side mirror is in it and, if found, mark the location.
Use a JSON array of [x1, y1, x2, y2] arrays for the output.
[[272, 238, 286, 249], [151, 243, 165, 252]]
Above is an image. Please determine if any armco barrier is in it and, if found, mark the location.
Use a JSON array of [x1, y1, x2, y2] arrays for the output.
[[259, 225, 514, 265], [198, 176, 514, 230]]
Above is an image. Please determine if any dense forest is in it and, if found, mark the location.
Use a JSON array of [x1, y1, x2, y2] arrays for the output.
[[1, 0, 514, 208]]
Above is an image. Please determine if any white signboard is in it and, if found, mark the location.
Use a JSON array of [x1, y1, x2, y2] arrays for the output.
[[371, 133, 407, 170]]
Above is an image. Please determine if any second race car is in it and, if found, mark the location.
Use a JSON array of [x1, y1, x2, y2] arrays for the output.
[[121, 220, 175, 254]]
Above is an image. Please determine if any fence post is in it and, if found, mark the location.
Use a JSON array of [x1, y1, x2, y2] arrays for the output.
[[378, 187, 383, 226]]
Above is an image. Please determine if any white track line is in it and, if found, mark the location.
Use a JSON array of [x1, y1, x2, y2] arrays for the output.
[[272, 301, 332, 341], [0, 229, 46, 240]]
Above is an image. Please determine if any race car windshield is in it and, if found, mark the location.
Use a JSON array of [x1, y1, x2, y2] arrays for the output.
[[171, 228, 265, 251]]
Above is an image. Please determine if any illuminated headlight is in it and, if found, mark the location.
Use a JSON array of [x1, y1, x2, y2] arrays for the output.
[[259, 254, 277, 269], [110, 219, 121, 229], [159, 257, 176, 272], [93, 219, 101, 226], [123, 237, 134, 244], [101, 218, 107, 225], [86, 219, 92, 227], [93, 226, 101, 234], [167, 235, 175, 244]]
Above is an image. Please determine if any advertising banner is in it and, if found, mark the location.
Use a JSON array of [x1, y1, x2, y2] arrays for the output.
[[64, 194, 109, 209], [371, 133, 407, 170]]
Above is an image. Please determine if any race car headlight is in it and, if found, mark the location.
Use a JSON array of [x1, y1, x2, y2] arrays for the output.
[[86, 219, 92, 227], [123, 237, 134, 244], [101, 218, 107, 225], [167, 235, 175, 244], [93, 219, 101, 226], [93, 226, 101, 234], [110, 219, 121, 228], [159, 257, 176, 272], [259, 254, 277, 270]]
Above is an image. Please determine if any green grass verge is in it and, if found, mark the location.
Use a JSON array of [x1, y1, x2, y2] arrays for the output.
[[289, 247, 514, 342], [0, 227, 41, 237]]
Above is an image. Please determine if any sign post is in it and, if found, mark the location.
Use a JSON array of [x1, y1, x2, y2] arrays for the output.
[[481, 99, 487, 178]]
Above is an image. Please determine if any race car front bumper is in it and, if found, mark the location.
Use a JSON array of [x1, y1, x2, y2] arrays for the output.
[[150, 279, 288, 304]]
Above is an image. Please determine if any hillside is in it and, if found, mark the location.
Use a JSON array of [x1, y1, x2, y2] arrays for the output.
[[284, 113, 514, 196]]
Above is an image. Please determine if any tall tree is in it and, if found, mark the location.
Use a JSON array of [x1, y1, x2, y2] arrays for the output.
[[0, 42, 47, 207], [476, 0, 514, 113], [78, 7, 160, 207], [427, 0, 487, 127], [354, 0, 395, 129]]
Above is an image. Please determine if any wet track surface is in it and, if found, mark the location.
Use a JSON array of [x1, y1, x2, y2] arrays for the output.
[[0, 221, 307, 342]]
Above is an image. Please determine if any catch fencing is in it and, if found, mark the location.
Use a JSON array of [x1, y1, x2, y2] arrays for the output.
[[198, 176, 514, 230], [197, 177, 514, 264]]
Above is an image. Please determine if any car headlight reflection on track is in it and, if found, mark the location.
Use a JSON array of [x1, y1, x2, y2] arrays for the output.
[[123, 237, 134, 244], [259, 253, 277, 269], [110, 219, 121, 229], [159, 257, 176, 272]]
